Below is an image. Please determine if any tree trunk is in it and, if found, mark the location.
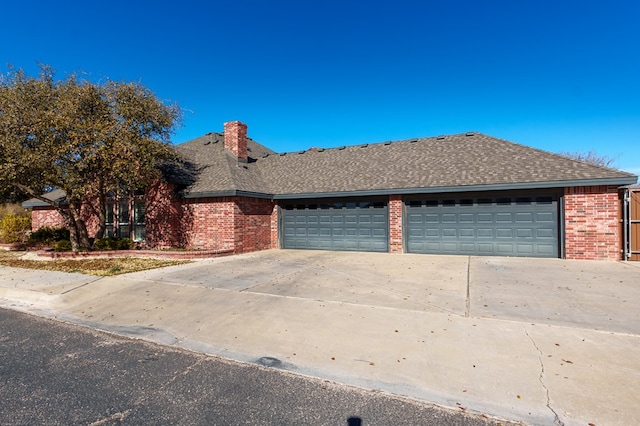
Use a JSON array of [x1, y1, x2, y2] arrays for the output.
[[58, 208, 80, 251], [93, 192, 107, 243], [67, 200, 91, 251]]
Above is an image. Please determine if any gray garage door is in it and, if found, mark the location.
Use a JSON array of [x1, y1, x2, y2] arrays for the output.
[[406, 194, 559, 258], [282, 200, 388, 252]]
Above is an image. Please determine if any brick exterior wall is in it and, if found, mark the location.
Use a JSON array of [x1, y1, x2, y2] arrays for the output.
[[389, 195, 403, 253], [32, 202, 99, 236], [270, 205, 279, 249], [144, 180, 275, 252], [564, 185, 621, 261], [32, 207, 66, 230], [234, 197, 277, 253], [32, 182, 276, 255]]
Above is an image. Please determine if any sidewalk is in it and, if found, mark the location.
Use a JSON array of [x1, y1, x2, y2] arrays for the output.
[[1, 251, 639, 425]]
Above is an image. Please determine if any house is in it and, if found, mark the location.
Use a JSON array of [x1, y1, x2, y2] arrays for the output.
[[25, 121, 638, 260]]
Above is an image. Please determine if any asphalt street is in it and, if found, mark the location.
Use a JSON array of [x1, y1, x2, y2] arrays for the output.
[[0, 308, 513, 426]]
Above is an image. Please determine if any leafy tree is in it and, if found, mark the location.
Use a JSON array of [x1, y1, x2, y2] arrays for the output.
[[0, 65, 181, 251], [559, 150, 618, 168]]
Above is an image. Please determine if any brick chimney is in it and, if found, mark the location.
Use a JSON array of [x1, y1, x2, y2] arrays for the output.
[[223, 121, 248, 162]]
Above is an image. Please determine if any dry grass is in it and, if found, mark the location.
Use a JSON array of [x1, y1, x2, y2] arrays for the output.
[[0, 250, 190, 276]]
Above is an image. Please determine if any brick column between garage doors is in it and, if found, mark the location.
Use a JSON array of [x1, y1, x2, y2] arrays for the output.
[[389, 195, 403, 253], [564, 185, 621, 260]]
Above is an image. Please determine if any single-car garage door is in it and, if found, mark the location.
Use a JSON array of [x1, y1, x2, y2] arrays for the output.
[[282, 199, 388, 252], [406, 194, 559, 258]]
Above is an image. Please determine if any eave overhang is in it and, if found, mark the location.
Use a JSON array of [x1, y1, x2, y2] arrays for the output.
[[271, 177, 638, 200]]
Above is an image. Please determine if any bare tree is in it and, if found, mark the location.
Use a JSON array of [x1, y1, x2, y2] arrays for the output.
[[558, 150, 618, 168]]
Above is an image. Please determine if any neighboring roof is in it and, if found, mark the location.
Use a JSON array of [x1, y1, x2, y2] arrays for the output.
[[22, 188, 67, 208], [179, 131, 637, 199]]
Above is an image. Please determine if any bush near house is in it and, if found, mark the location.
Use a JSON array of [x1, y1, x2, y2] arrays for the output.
[[54, 240, 72, 252], [0, 213, 31, 244], [0, 203, 25, 220], [93, 237, 134, 251], [27, 226, 70, 247]]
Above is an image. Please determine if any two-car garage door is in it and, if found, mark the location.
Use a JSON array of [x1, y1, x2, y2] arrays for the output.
[[281, 193, 560, 258], [281, 199, 388, 252], [406, 194, 559, 258]]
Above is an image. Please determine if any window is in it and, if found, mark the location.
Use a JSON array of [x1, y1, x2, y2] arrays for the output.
[[105, 203, 115, 237], [103, 194, 146, 243], [118, 200, 130, 239], [132, 200, 145, 242]]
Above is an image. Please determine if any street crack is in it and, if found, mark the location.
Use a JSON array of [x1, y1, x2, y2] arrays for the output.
[[88, 356, 206, 425], [524, 326, 564, 426]]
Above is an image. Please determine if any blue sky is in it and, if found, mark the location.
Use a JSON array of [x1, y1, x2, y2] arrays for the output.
[[2, 0, 639, 176]]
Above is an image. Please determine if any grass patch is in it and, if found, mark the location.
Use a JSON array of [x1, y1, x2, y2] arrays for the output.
[[0, 251, 190, 276]]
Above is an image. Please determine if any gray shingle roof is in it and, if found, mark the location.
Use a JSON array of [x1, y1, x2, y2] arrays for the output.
[[177, 131, 637, 198], [176, 132, 275, 196], [22, 188, 67, 208]]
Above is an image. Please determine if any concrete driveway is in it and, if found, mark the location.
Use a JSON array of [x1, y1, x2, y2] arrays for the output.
[[2, 250, 640, 425], [128, 249, 640, 334]]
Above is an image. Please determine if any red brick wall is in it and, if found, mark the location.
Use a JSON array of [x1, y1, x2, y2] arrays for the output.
[[31, 182, 277, 254], [144, 181, 187, 248], [145, 182, 275, 253], [270, 205, 279, 249], [32, 202, 99, 236], [564, 185, 621, 260], [32, 207, 66, 230], [235, 197, 276, 253], [389, 195, 403, 253]]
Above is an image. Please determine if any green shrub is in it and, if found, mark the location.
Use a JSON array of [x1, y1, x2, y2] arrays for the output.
[[54, 240, 72, 252], [0, 213, 32, 244], [28, 226, 70, 245], [93, 237, 133, 251], [0, 204, 25, 221]]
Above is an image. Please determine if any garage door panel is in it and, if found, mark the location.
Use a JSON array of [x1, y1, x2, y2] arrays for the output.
[[515, 213, 533, 222], [442, 214, 456, 223], [477, 228, 493, 238], [359, 215, 371, 224], [496, 213, 512, 222], [442, 243, 459, 252], [516, 228, 533, 238], [478, 243, 495, 253], [426, 228, 439, 237], [425, 214, 439, 223], [497, 244, 514, 254], [442, 228, 457, 237], [372, 229, 386, 238], [459, 213, 474, 223], [373, 214, 386, 223], [477, 213, 493, 222], [459, 228, 474, 238], [537, 228, 554, 238], [536, 212, 554, 222], [516, 244, 534, 254], [460, 243, 476, 252], [407, 194, 558, 258], [496, 228, 513, 238]]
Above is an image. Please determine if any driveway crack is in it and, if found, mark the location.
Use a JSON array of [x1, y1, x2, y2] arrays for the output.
[[465, 256, 471, 317], [524, 326, 564, 426]]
